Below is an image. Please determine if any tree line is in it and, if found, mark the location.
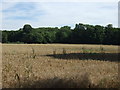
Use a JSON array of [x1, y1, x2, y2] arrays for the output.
[[1, 23, 120, 45]]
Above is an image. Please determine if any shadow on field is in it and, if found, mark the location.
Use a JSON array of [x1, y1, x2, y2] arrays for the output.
[[3, 73, 120, 88], [20, 76, 92, 88], [4, 73, 93, 88], [46, 53, 119, 62]]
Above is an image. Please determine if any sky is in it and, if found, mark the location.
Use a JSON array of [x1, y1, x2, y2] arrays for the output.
[[0, 0, 119, 30]]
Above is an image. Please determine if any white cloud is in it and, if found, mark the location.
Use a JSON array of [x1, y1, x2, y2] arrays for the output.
[[33, 2, 118, 28], [118, 1, 120, 27], [2, 0, 119, 2], [1, 2, 118, 30]]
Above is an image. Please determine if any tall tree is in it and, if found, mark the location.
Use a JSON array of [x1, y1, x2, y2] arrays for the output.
[[23, 24, 33, 33], [2, 32, 8, 43]]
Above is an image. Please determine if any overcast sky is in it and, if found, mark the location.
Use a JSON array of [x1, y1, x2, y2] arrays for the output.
[[1, 0, 119, 30]]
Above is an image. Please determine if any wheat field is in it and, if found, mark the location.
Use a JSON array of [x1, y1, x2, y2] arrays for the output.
[[2, 44, 120, 88]]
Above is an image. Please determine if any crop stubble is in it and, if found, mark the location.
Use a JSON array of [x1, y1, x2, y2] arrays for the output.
[[2, 44, 120, 88]]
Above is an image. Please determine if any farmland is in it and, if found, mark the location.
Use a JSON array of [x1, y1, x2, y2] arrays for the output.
[[2, 44, 120, 88]]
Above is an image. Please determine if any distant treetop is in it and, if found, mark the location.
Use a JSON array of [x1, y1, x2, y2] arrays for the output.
[[23, 24, 33, 33]]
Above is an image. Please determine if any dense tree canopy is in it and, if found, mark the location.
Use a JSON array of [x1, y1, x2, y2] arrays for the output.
[[23, 24, 33, 33], [1, 23, 120, 45]]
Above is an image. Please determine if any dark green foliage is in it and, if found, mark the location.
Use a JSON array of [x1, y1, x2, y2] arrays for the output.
[[55, 29, 71, 43], [2, 31, 8, 43], [23, 24, 33, 33], [0, 33, 1, 42], [21, 32, 43, 43], [1, 23, 120, 45]]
